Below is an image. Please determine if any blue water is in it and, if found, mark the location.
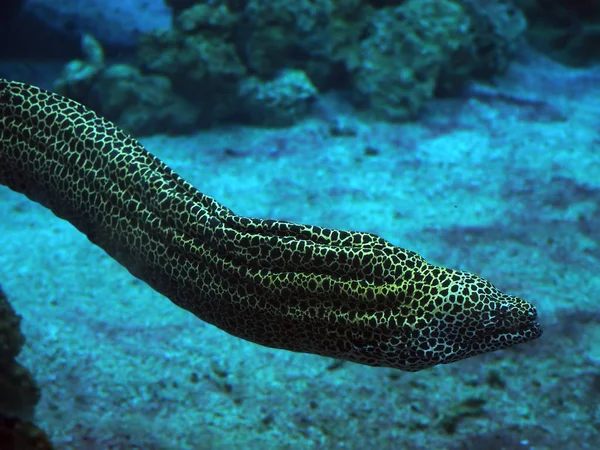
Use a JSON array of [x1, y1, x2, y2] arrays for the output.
[[1, 1, 599, 449]]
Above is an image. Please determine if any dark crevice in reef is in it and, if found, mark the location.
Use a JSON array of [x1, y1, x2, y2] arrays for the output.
[[0, 285, 54, 449]]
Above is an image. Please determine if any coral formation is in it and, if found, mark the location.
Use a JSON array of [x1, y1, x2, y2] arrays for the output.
[[138, 2, 247, 125], [437, 0, 527, 95], [460, 0, 527, 79], [0, 286, 54, 448], [0, 286, 40, 423], [139, 0, 329, 126], [352, 0, 527, 118], [351, 0, 471, 120], [239, 69, 317, 126], [238, 0, 333, 82], [54, 34, 199, 135], [55, 0, 527, 130]]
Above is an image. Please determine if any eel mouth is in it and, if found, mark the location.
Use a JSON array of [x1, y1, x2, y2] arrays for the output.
[[517, 309, 543, 338], [519, 320, 543, 338], [477, 307, 543, 344], [495, 310, 543, 341]]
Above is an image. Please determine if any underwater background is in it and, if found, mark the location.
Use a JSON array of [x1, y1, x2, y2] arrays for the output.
[[0, 0, 599, 448]]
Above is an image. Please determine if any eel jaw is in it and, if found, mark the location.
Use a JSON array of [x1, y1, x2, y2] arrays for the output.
[[488, 308, 543, 345], [418, 298, 544, 369], [466, 301, 543, 357]]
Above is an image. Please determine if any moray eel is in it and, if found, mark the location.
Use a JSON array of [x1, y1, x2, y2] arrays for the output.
[[0, 79, 542, 371]]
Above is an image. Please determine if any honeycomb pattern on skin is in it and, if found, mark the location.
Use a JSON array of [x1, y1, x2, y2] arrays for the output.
[[0, 79, 542, 371]]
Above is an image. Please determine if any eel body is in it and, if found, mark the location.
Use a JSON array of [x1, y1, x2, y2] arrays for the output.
[[0, 79, 542, 371]]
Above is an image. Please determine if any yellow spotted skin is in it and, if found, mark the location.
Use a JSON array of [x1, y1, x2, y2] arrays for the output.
[[0, 79, 542, 371]]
